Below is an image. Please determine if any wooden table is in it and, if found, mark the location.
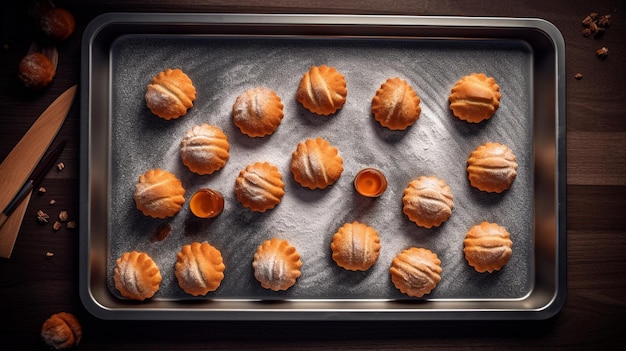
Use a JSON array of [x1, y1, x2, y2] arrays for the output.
[[1, 0, 624, 349]]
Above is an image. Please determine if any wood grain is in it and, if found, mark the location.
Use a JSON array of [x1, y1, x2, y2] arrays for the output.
[[0, 0, 625, 350], [0, 85, 76, 258]]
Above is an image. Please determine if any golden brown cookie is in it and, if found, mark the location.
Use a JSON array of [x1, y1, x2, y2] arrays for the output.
[[402, 176, 454, 228], [145, 68, 196, 120], [448, 73, 501, 123], [390, 247, 442, 298], [39, 7, 75, 41], [252, 238, 302, 291], [296, 65, 347, 115], [371, 77, 421, 130], [235, 162, 285, 212], [463, 222, 513, 273], [17, 52, 55, 90], [113, 251, 162, 301], [175, 242, 225, 296], [40, 312, 82, 350], [467, 142, 518, 193], [233, 87, 284, 137], [180, 124, 230, 175], [330, 221, 381, 271], [134, 169, 185, 218], [290, 137, 343, 189]]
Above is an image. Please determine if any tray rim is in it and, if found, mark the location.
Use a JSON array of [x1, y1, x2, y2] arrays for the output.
[[79, 12, 567, 321]]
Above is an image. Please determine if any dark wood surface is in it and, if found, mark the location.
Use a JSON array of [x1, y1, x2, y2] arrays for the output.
[[1, 0, 624, 349]]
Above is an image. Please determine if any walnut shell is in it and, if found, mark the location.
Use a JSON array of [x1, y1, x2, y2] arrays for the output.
[[296, 65, 347, 115], [40, 312, 82, 350]]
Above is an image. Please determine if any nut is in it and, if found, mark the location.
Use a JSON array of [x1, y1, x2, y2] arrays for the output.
[[49, 199, 56, 205], [56, 162, 65, 171], [53, 221, 62, 231], [574, 73, 583, 80], [66, 221, 76, 229], [58, 210, 68, 222], [46, 252, 54, 259], [596, 47, 609, 58], [597, 14, 611, 28], [36, 210, 50, 223], [38, 186, 46, 194]]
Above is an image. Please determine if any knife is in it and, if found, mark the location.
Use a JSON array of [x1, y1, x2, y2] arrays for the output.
[[0, 140, 67, 228], [0, 85, 76, 258]]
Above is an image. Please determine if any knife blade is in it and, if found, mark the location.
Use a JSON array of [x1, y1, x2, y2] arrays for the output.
[[0, 85, 77, 258], [0, 140, 67, 228]]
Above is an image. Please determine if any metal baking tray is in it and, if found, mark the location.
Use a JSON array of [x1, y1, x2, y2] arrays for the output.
[[79, 13, 566, 320]]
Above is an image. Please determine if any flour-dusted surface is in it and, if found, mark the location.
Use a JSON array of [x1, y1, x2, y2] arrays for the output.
[[107, 35, 533, 301]]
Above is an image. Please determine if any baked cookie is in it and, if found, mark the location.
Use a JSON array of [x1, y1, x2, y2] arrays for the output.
[[371, 77, 421, 130], [290, 137, 343, 189], [39, 7, 75, 41], [252, 238, 302, 291], [113, 251, 162, 301], [390, 247, 442, 298], [40, 312, 82, 350], [463, 222, 513, 273], [180, 124, 230, 175], [145, 68, 196, 120], [448, 73, 501, 123], [233, 87, 284, 137], [235, 162, 285, 212], [402, 176, 454, 228], [467, 142, 518, 193], [330, 221, 381, 271], [134, 169, 185, 218], [296, 65, 347, 115], [175, 242, 225, 296], [17, 52, 55, 90]]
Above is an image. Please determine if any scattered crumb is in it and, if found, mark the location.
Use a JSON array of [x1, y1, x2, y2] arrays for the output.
[[596, 47, 609, 58], [574, 73, 583, 80], [66, 221, 76, 229], [49, 199, 56, 205], [45, 252, 54, 259], [38, 187, 46, 194]]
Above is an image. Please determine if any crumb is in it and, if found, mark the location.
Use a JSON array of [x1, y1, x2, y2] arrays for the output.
[[574, 73, 583, 80], [596, 47, 609, 58]]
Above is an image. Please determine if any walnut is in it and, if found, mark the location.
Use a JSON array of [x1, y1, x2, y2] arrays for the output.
[[66, 221, 76, 229], [58, 211, 68, 222], [596, 47, 609, 59], [53, 221, 62, 231], [36, 210, 49, 223]]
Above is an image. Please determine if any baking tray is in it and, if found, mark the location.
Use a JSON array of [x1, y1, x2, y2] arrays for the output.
[[79, 13, 566, 320]]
